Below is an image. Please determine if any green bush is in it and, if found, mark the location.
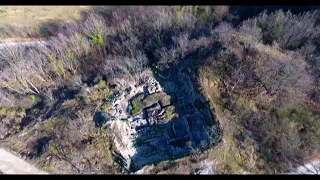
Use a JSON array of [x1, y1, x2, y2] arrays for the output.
[[7, 80, 24, 90], [82, 96, 91, 105], [193, 6, 199, 14], [38, 117, 67, 134], [90, 78, 113, 102], [66, 48, 73, 60], [0, 107, 7, 116], [166, 106, 176, 120], [48, 54, 65, 77], [278, 108, 314, 131], [76, 95, 91, 105], [88, 26, 104, 46], [176, 6, 185, 16], [101, 89, 113, 100], [27, 94, 41, 105], [101, 102, 112, 112], [131, 95, 143, 116], [142, 92, 163, 107]]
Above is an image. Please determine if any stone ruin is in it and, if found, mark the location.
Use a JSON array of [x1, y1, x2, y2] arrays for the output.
[[102, 69, 220, 171]]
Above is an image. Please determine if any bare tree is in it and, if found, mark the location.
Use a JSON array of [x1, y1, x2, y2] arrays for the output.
[[0, 46, 59, 95], [239, 18, 262, 43], [82, 13, 108, 47], [102, 50, 147, 82], [0, 89, 16, 106], [68, 33, 91, 60], [253, 10, 320, 50], [215, 22, 238, 47], [68, 110, 96, 142], [48, 139, 81, 173], [172, 32, 191, 59], [253, 50, 313, 98], [223, 65, 245, 94]]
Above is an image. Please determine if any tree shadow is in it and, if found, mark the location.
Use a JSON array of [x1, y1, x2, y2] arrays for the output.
[[19, 94, 46, 130]]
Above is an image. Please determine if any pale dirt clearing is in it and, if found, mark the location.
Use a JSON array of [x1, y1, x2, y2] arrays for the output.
[[0, 149, 47, 174]]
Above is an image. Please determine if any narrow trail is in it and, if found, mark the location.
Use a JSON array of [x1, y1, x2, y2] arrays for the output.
[[0, 40, 49, 50]]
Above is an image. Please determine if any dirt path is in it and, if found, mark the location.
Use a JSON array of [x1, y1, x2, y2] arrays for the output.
[[0, 40, 49, 50], [0, 149, 48, 174]]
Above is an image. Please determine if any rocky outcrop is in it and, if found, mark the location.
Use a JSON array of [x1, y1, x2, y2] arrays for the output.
[[102, 70, 219, 172], [144, 77, 162, 95], [111, 120, 136, 169]]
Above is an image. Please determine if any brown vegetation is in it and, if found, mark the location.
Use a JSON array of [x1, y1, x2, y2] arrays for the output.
[[0, 6, 319, 174]]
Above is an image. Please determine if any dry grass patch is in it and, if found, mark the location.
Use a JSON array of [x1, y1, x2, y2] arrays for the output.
[[0, 6, 89, 28]]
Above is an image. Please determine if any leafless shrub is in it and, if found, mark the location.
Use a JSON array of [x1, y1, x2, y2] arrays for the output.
[[215, 22, 237, 46], [156, 47, 179, 68], [102, 50, 148, 82], [82, 13, 108, 45], [0, 46, 43, 94], [176, 6, 197, 30], [68, 110, 96, 141], [223, 66, 245, 94], [68, 32, 91, 59], [254, 10, 320, 51], [0, 89, 16, 107], [49, 34, 81, 75], [172, 32, 191, 58], [253, 48, 313, 105], [42, 90, 56, 104], [210, 6, 231, 22], [239, 18, 262, 43], [0, 120, 11, 140], [298, 40, 317, 55], [152, 6, 176, 33]]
